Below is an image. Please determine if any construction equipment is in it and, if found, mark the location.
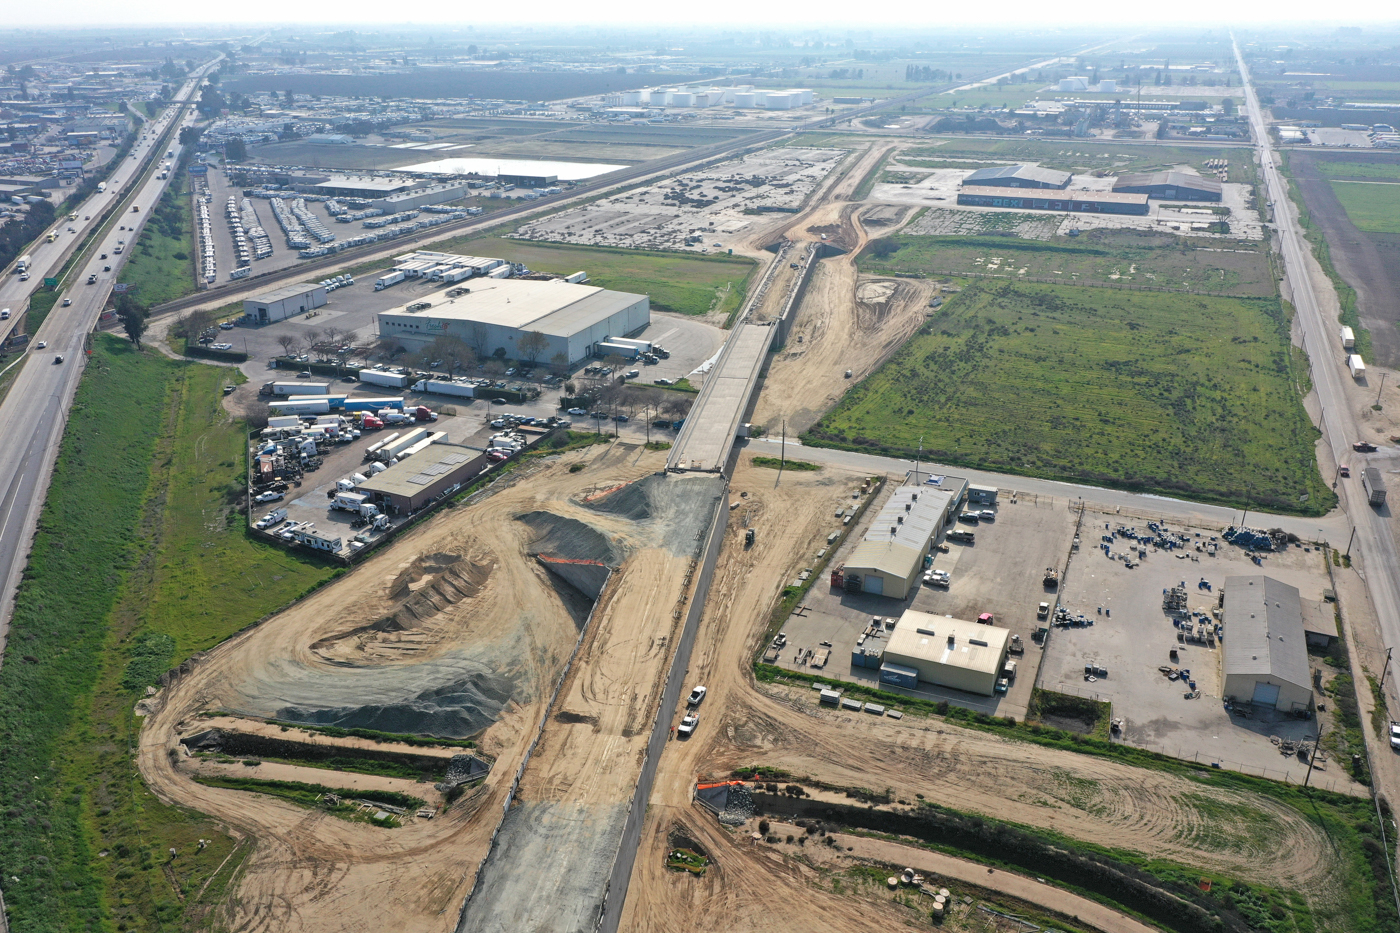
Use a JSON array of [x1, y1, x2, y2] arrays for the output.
[[1043, 567, 1060, 588]]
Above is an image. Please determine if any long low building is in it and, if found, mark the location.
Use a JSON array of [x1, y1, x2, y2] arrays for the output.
[[1112, 171, 1222, 202], [963, 164, 1072, 189], [1222, 575, 1312, 712], [957, 186, 1150, 215], [377, 278, 649, 365], [243, 282, 328, 325], [881, 609, 1010, 696], [355, 442, 489, 514], [839, 482, 961, 600]]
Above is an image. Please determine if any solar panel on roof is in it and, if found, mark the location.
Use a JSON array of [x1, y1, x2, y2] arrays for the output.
[[407, 474, 433, 485], [422, 463, 449, 476], [441, 453, 468, 465]]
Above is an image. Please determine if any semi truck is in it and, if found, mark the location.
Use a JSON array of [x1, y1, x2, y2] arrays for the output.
[[1363, 467, 1387, 506], [96, 182, 106, 193], [261, 381, 331, 396], [606, 336, 653, 353], [1349, 354, 1367, 379], [374, 270, 406, 291], [359, 369, 411, 389], [342, 395, 405, 411], [413, 379, 474, 398], [1340, 326, 1356, 350], [597, 341, 641, 360]]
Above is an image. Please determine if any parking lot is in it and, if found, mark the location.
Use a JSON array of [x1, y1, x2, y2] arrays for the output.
[[771, 477, 1075, 719], [1044, 508, 1343, 784]]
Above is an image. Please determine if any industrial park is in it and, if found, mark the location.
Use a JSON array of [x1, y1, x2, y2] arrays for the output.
[[3, 18, 1400, 933]]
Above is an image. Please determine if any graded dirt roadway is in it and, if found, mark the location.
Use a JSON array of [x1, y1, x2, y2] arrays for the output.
[[617, 453, 1347, 932], [139, 442, 683, 933], [751, 142, 931, 434]]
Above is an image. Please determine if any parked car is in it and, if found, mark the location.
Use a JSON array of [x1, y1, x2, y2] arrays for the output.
[[613, 414, 629, 423], [296, 371, 312, 378], [677, 713, 698, 737], [254, 491, 284, 503], [923, 569, 950, 587], [1391, 721, 1400, 750], [1353, 441, 1378, 453], [978, 509, 996, 521], [625, 369, 640, 379], [567, 407, 589, 416], [687, 685, 707, 706]]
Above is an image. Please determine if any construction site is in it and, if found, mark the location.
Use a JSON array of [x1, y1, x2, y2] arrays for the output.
[[131, 132, 1385, 933]]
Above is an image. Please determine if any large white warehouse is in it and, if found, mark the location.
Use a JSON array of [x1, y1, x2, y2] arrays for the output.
[[376, 278, 650, 365]]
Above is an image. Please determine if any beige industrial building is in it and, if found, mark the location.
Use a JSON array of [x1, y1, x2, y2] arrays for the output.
[[840, 484, 959, 600], [243, 282, 328, 325], [1222, 575, 1313, 712], [881, 609, 1010, 696]]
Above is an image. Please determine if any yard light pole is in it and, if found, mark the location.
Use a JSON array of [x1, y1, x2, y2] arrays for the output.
[[1377, 372, 1388, 408]]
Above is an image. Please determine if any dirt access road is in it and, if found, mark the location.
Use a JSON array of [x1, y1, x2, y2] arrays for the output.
[[139, 442, 679, 933], [751, 142, 932, 434], [617, 453, 1348, 932]]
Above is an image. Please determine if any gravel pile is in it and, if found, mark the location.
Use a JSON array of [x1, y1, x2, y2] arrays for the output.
[[719, 783, 754, 826]]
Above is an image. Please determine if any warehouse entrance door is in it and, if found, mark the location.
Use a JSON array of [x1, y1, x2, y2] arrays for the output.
[[1251, 682, 1280, 707], [864, 574, 884, 596]]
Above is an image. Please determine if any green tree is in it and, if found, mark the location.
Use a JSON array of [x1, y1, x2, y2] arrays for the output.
[[517, 330, 549, 365], [116, 295, 148, 348], [224, 137, 248, 162]]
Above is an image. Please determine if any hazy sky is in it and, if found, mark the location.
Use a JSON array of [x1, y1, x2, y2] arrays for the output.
[[4, 3, 1399, 30]]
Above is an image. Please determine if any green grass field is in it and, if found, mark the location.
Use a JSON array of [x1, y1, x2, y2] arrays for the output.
[[0, 336, 337, 932], [1314, 160, 1400, 182], [436, 235, 754, 319], [1327, 180, 1400, 235], [898, 139, 1255, 183], [116, 171, 195, 309], [805, 281, 1333, 514], [859, 231, 1273, 297]]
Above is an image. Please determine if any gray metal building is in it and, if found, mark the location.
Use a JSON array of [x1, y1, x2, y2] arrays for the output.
[[242, 282, 328, 325], [1222, 575, 1312, 711], [962, 164, 1072, 190], [1112, 171, 1223, 202]]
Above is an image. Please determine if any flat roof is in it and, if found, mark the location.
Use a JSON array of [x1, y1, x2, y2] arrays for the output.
[[959, 186, 1150, 205], [310, 175, 417, 193], [382, 279, 636, 333], [357, 443, 479, 498], [886, 609, 1010, 677], [844, 538, 925, 581], [249, 282, 324, 304], [861, 485, 953, 553], [1223, 575, 1309, 689]]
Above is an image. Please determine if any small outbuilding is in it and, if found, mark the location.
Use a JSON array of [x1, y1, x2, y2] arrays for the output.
[[1222, 575, 1312, 712], [882, 609, 1010, 696], [243, 282, 327, 325], [355, 443, 489, 514]]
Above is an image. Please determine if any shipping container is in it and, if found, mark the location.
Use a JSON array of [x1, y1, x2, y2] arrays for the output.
[[564, 271, 589, 284], [358, 369, 411, 389], [818, 689, 841, 706], [1349, 354, 1367, 379], [1340, 326, 1356, 350], [1363, 467, 1387, 506], [879, 662, 920, 690], [378, 427, 431, 461]]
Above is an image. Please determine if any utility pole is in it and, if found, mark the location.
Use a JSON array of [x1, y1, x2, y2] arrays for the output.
[[915, 434, 923, 483], [779, 419, 786, 484], [1346, 526, 1357, 560], [1381, 647, 1394, 688], [1377, 372, 1388, 408]]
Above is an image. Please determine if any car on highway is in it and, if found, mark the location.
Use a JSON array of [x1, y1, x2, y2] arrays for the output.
[[1340, 465, 1351, 478], [87, 274, 97, 284], [254, 491, 284, 503], [677, 713, 698, 738], [53, 355, 63, 364], [567, 407, 589, 416], [687, 685, 707, 706], [35, 341, 46, 349], [100, 253, 107, 259], [103, 266, 110, 272], [61, 298, 71, 307]]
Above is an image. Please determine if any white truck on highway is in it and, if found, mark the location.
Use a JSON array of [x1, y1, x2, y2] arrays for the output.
[[96, 182, 106, 193], [14, 254, 30, 275]]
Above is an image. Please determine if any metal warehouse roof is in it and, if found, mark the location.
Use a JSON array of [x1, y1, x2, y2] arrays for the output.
[[844, 538, 925, 583], [1112, 171, 1222, 194], [531, 289, 648, 338], [959, 186, 1150, 205], [963, 163, 1072, 187], [862, 486, 953, 552], [356, 443, 479, 498], [383, 279, 613, 330], [249, 282, 324, 304], [886, 610, 1009, 676], [1223, 575, 1310, 689]]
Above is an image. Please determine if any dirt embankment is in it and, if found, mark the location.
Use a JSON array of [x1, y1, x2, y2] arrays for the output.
[[138, 444, 672, 933]]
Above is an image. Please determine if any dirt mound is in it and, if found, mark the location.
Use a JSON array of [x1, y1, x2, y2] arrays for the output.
[[278, 669, 516, 739], [583, 474, 726, 557], [518, 511, 622, 567], [581, 480, 654, 523]]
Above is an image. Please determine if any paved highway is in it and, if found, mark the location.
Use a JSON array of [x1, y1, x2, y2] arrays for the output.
[[1233, 41, 1400, 685], [0, 62, 216, 660]]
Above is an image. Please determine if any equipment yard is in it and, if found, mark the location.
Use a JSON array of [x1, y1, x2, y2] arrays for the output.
[[513, 147, 851, 253]]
